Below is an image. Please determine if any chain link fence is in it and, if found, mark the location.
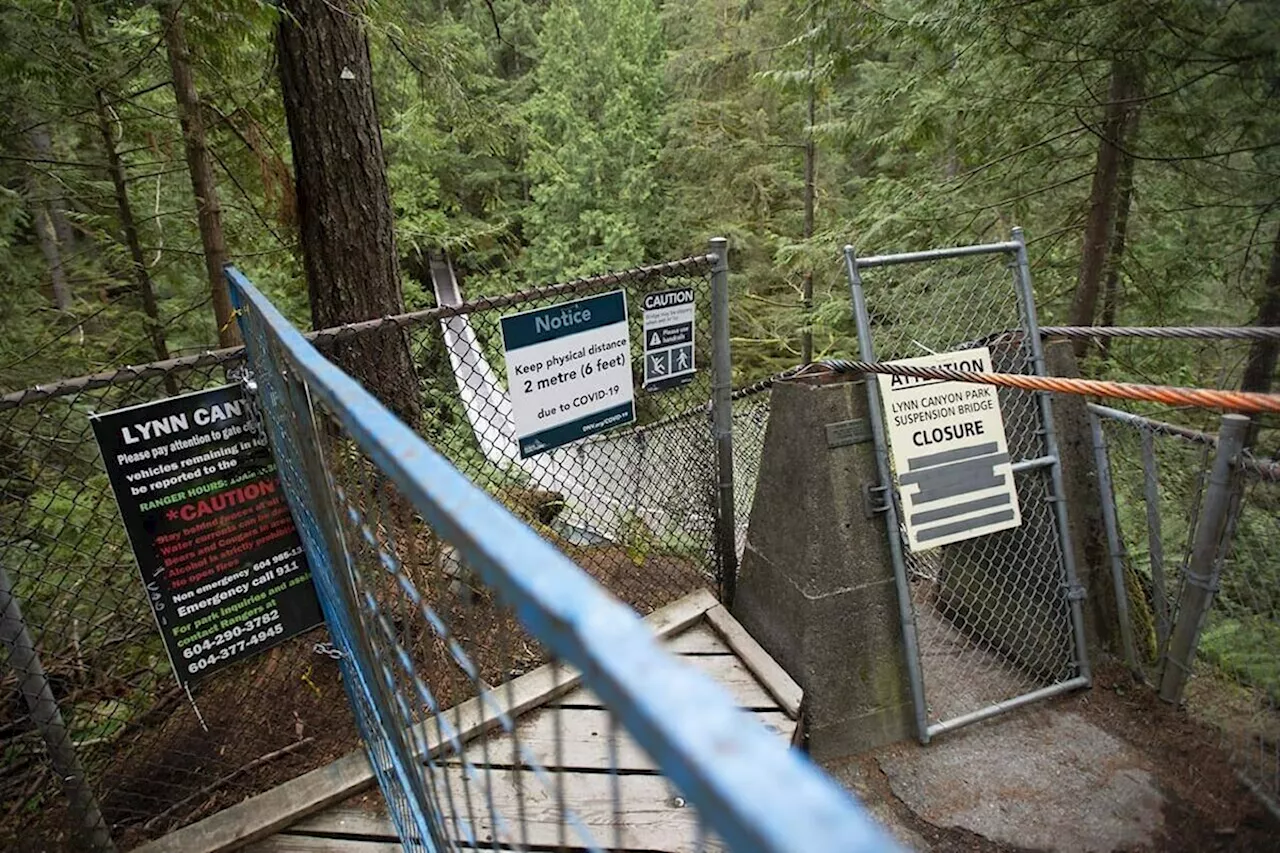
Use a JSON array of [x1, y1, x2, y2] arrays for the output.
[[227, 266, 893, 853], [846, 236, 1088, 740], [0, 255, 738, 850], [1094, 404, 1280, 814]]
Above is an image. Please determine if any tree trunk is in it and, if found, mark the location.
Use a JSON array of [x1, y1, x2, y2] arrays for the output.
[[1241, 222, 1280, 448], [1098, 113, 1140, 364], [1070, 60, 1140, 359], [800, 43, 816, 365], [75, 2, 176, 393], [276, 0, 421, 426], [32, 201, 71, 311], [159, 1, 239, 348], [27, 127, 76, 249], [25, 128, 72, 311]]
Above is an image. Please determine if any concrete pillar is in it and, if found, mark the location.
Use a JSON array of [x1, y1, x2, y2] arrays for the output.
[[732, 377, 912, 760]]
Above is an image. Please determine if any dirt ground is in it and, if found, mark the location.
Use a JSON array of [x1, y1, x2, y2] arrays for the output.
[[830, 661, 1279, 852]]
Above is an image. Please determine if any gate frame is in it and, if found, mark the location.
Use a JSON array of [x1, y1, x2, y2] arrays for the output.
[[843, 227, 1091, 744]]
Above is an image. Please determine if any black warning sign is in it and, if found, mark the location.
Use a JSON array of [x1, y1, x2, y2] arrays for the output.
[[91, 384, 324, 688]]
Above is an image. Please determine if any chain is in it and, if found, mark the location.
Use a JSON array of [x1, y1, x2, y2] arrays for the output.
[[313, 641, 344, 660]]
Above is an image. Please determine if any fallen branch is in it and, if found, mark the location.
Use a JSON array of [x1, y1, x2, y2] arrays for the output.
[[141, 737, 315, 833]]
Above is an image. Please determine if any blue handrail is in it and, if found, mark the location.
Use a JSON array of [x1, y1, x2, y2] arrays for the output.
[[227, 264, 900, 853]]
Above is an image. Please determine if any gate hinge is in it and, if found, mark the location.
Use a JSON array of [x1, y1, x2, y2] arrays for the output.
[[862, 482, 890, 519]]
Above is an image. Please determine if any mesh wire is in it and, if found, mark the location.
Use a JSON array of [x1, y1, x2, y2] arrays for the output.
[[1099, 411, 1279, 813], [0, 355, 352, 851], [401, 262, 721, 614], [854, 251, 1080, 728], [226, 267, 885, 853], [0, 257, 732, 849]]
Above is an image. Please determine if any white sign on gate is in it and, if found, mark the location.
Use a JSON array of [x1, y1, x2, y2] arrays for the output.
[[641, 287, 696, 391], [877, 347, 1021, 551], [500, 291, 635, 459]]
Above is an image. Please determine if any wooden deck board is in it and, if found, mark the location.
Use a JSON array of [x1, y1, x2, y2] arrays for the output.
[[549, 654, 781, 712], [663, 623, 733, 655], [274, 770, 727, 853], [704, 605, 803, 718], [448, 707, 796, 773], [151, 591, 801, 853], [134, 590, 717, 853]]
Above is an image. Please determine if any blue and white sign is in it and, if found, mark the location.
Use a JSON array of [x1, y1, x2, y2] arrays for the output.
[[642, 287, 696, 391], [500, 291, 635, 458]]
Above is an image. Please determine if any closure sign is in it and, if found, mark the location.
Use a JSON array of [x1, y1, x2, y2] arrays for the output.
[[877, 347, 1021, 551], [91, 385, 323, 688], [642, 287, 696, 391], [500, 290, 635, 458]]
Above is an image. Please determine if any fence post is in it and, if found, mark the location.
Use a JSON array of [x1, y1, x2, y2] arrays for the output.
[[0, 564, 116, 853], [843, 244, 930, 744], [1088, 412, 1140, 672], [1139, 429, 1170, 653], [709, 237, 738, 606], [1158, 413, 1249, 704], [1010, 226, 1093, 687]]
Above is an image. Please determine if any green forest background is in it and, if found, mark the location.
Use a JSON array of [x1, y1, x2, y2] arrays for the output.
[[0, 3, 1278, 827], [1, 0, 1277, 407]]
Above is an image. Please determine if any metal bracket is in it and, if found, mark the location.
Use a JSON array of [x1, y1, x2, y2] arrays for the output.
[[862, 482, 890, 519], [1064, 583, 1087, 602], [1181, 570, 1220, 594]]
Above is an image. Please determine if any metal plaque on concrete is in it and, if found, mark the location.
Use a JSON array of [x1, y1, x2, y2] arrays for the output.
[[825, 418, 871, 449], [877, 346, 1021, 551], [641, 286, 696, 391], [500, 290, 635, 458]]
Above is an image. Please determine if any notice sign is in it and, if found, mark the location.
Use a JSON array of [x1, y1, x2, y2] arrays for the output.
[[877, 347, 1021, 551], [642, 287, 696, 391], [91, 385, 323, 688], [500, 290, 635, 458]]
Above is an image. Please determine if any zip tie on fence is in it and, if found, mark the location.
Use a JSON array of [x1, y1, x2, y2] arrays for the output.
[[807, 359, 1280, 414], [1039, 325, 1280, 341]]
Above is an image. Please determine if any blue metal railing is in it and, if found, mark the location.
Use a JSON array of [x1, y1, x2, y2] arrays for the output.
[[227, 264, 899, 852]]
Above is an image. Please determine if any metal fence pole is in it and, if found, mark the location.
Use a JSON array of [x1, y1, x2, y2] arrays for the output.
[[843, 245, 930, 744], [1088, 412, 1140, 671], [0, 564, 116, 853], [1139, 430, 1170, 652], [1158, 413, 1250, 704], [1010, 227, 1092, 686], [709, 237, 739, 606]]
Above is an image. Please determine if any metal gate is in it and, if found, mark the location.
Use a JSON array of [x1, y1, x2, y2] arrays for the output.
[[843, 228, 1090, 743]]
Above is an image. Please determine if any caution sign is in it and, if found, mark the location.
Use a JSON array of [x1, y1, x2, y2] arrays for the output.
[[500, 290, 635, 458], [642, 287, 696, 391], [877, 347, 1021, 551], [91, 385, 323, 688]]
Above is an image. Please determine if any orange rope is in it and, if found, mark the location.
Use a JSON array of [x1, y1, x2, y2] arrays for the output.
[[813, 361, 1280, 414]]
